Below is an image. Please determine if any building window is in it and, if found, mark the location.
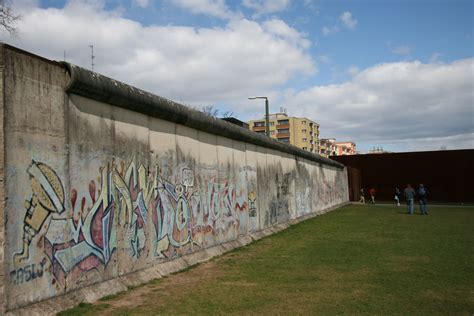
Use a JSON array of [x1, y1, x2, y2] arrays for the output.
[[269, 122, 275, 126], [269, 131, 275, 136], [302, 138, 307, 142], [302, 129, 307, 133], [254, 121, 265, 127], [279, 137, 290, 143], [278, 128, 289, 133], [277, 119, 289, 125], [302, 120, 306, 125], [302, 147, 307, 150], [255, 130, 265, 134]]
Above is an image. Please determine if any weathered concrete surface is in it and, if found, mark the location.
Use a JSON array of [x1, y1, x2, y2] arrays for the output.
[[7, 201, 346, 316], [62, 62, 343, 169], [0, 44, 6, 315], [0, 44, 349, 314]]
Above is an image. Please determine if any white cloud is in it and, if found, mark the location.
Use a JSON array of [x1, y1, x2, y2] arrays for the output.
[[172, 0, 236, 19], [262, 19, 311, 49], [392, 45, 411, 55], [242, 0, 290, 15], [4, 1, 314, 109], [283, 59, 474, 152], [322, 25, 339, 36], [322, 11, 356, 37], [340, 11, 357, 29], [318, 55, 331, 64], [362, 133, 474, 153], [303, 0, 319, 14], [347, 65, 359, 76], [133, 0, 149, 8], [429, 52, 442, 63]]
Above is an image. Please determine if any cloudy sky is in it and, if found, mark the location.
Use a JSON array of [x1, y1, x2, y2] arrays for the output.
[[3, 0, 473, 153]]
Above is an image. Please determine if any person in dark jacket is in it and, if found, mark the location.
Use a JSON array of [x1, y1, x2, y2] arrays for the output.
[[359, 188, 365, 204], [394, 187, 401, 206], [417, 184, 428, 215], [404, 184, 416, 215]]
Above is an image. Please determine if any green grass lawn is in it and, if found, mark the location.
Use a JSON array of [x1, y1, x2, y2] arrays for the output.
[[60, 204, 474, 315]]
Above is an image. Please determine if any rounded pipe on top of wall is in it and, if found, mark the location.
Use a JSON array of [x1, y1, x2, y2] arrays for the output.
[[60, 62, 344, 169]]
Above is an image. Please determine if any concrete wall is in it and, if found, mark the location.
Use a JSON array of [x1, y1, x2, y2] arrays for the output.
[[0, 45, 348, 313]]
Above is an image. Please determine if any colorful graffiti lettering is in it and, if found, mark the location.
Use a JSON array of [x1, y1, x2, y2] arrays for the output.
[[12, 158, 347, 290], [13, 159, 252, 286]]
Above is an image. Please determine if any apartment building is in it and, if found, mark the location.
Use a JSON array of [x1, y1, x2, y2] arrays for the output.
[[335, 141, 357, 155], [319, 138, 338, 157], [248, 113, 320, 154], [319, 138, 357, 157]]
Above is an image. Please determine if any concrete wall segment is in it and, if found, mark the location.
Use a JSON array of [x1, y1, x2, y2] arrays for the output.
[[0, 44, 349, 313], [61, 62, 343, 169], [2, 45, 70, 310], [0, 43, 6, 315]]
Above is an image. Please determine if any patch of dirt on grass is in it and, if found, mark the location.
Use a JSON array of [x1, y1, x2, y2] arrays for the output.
[[98, 260, 224, 315]]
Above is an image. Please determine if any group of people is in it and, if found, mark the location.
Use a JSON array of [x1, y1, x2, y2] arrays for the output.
[[398, 184, 429, 215], [359, 184, 429, 215], [359, 187, 377, 204]]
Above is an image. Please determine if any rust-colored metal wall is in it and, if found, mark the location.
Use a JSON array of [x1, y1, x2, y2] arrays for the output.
[[332, 149, 474, 203], [346, 166, 361, 202]]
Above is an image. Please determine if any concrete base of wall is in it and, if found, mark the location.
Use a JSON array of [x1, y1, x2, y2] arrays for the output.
[[7, 202, 348, 316]]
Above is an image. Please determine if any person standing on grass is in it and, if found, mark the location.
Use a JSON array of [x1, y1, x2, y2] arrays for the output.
[[359, 188, 365, 204], [417, 184, 429, 215], [404, 184, 416, 214], [369, 187, 376, 204], [394, 187, 401, 206]]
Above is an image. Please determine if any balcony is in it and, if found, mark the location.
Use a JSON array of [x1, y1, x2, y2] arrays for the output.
[[277, 132, 290, 138], [276, 123, 290, 129], [252, 126, 266, 132]]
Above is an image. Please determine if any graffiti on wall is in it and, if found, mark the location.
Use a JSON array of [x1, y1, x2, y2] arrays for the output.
[[10, 157, 347, 290], [10, 258, 47, 285], [267, 172, 292, 226], [12, 159, 253, 287]]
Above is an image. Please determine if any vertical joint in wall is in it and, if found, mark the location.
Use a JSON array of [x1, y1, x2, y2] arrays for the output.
[[0, 43, 7, 314]]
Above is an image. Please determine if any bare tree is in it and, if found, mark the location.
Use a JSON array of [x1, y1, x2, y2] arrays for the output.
[[190, 105, 234, 118], [200, 105, 220, 117], [0, 0, 20, 36], [221, 110, 234, 118]]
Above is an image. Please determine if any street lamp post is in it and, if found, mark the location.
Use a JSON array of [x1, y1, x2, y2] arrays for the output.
[[248, 96, 269, 137]]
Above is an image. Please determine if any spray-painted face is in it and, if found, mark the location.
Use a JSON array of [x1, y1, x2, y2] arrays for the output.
[[14, 161, 66, 266]]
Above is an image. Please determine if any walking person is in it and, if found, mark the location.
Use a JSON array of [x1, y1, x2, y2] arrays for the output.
[[404, 184, 416, 215], [394, 187, 401, 206], [417, 184, 429, 215], [359, 188, 365, 204], [369, 187, 376, 204]]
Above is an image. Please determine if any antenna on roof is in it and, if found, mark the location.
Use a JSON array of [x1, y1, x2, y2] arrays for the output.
[[89, 44, 95, 71]]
